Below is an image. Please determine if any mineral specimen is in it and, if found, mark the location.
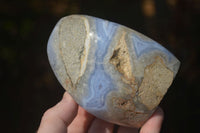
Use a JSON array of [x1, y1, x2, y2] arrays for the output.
[[47, 15, 180, 128]]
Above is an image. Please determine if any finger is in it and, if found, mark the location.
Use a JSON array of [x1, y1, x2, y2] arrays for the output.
[[88, 118, 114, 133], [118, 126, 138, 133], [140, 107, 164, 133], [68, 106, 95, 133], [37, 92, 78, 133]]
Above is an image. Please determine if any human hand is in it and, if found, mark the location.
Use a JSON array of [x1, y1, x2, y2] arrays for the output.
[[37, 92, 164, 133]]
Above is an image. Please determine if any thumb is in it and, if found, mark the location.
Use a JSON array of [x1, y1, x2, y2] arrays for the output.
[[140, 107, 164, 133]]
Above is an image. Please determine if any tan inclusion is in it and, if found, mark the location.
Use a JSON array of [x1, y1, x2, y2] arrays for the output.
[[138, 56, 173, 110], [79, 17, 91, 78], [110, 31, 136, 89]]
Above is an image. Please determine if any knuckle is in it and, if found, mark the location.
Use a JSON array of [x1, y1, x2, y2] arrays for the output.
[[41, 108, 55, 121]]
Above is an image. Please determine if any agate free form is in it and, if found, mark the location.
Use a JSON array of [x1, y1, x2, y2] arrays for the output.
[[47, 15, 180, 128]]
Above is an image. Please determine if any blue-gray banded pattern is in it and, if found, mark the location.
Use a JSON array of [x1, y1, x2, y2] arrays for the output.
[[132, 35, 173, 61], [47, 15, 180, 128], [85, 19, 117, 109]]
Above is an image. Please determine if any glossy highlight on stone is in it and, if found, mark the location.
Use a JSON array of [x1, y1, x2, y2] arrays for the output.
[[47, 15, 180, 128]]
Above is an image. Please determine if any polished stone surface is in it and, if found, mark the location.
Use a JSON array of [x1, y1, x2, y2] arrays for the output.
[[47, 15, 180, 128]]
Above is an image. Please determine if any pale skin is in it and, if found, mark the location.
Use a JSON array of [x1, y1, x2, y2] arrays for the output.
[[37, 92, 164, 133]]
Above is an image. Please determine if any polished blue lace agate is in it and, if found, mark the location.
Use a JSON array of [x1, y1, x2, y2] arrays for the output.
[[47, 15, 180, 128]]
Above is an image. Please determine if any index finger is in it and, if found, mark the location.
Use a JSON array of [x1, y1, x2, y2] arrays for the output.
[[37, 92, 78, 133]]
